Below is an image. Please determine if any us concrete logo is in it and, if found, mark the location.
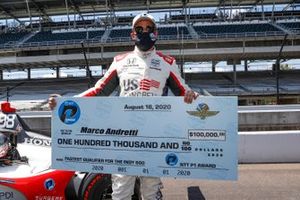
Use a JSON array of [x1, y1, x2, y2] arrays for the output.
[[44, 178, 55, 191], [58, 100, 80, 125], [187, 103, 219, 120]]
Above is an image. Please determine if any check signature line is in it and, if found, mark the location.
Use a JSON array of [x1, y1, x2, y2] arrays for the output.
[[57, 146, 192, 153], [158, 166, 229, 171], [74, 134, 186, 139], [65, 160, 143, 167]]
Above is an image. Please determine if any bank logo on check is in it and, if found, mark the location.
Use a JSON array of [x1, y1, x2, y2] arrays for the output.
[[165, 153, 178, 166], [186, 103, 219, 120], [58, 100, 81, 125]]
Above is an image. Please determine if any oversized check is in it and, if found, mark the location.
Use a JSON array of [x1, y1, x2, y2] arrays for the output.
[[52, 96, 238, 180]]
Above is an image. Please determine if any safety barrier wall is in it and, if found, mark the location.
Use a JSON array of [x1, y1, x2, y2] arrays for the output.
[[239, 131, 300, 163], [239, 111, 300, 131]]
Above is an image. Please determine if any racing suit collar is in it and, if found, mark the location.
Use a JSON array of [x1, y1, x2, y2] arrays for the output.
[[134, 46, 156, 58]]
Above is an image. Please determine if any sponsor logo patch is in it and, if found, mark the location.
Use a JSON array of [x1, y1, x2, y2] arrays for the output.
[[44, 178, 55, 190], [127, 58, 137, 65], [150, 59, 161, 70]]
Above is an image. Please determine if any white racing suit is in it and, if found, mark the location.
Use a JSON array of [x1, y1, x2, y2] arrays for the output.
[[79, 46, 191, 200]]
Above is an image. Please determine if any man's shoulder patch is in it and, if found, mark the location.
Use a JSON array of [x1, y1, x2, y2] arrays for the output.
[[156, 51, 175, 65]]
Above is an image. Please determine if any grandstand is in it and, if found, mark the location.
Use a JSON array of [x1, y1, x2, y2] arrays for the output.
[[0, 0, 300, 106]]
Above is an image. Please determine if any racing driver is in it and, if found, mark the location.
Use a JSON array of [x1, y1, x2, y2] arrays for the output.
[[49, 13, 199, 200]]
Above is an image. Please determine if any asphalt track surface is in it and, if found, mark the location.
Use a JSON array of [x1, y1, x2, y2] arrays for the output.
[[161, 163, 300, 200]]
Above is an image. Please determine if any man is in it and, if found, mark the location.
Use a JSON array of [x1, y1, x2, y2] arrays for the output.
[[0, 133, 9, 159], [49, 13, 198, 200], [0, 132, 25, 165]]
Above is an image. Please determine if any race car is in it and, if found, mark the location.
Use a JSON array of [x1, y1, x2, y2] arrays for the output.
[[0, 101, 113, 200]]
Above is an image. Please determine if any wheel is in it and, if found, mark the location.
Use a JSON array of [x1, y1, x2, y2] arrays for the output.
[[79, 173, 142, 200], [79, 173, 112, 200]]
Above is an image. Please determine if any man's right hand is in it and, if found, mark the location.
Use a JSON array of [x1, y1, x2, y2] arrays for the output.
[[48, 94, 61, 110]]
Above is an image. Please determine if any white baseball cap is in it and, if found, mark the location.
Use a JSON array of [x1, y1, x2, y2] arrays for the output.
[[132, 13, 156, 29]]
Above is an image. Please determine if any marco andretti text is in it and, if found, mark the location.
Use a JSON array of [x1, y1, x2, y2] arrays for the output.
[[80, 126, 138, 136]]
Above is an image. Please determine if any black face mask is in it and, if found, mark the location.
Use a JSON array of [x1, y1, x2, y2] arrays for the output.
[[135, 32, 157, 52]]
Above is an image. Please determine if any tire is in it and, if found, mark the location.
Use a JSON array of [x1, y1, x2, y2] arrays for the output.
[[65, 174, 80, 200], [79, 173, 112, 200], [132, 177, 142, 200], [79, 174, 142, 200]]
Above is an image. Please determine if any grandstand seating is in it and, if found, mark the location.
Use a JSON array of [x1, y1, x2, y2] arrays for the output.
[[88, 30, 105, 39], [242, 10, 300, 20], [188, 71, 300, 98], [24, 30, 104, 45], [0, 20, 297, 48], [193, 23, 283, 37], [107, 28, 132, 42], [157, 26, 191, 39], [29, 19, 97, 30], [0, 31, 28, 47], [0, 7, 300, 106], [169, 10, 300, 23], [278, 22, 300, 31], [117, 16, 134, 25], [170, 13, 217, 22], [107, 26, 191, 41]]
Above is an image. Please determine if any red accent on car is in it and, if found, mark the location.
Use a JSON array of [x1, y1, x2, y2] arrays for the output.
[[0, 102, 16, 113], [0, 170, 74, 200]]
